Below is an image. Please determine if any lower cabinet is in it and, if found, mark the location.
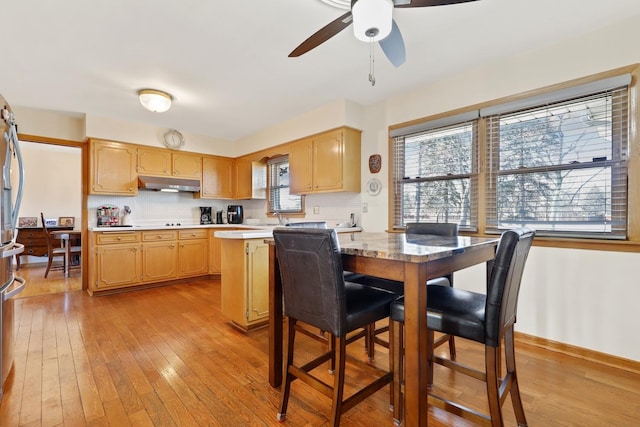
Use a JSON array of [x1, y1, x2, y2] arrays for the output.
[[92, 232, 142, 291], [220, 238, 269, 331], [177, 229, 209, 278], [89, 228, 209, 295]]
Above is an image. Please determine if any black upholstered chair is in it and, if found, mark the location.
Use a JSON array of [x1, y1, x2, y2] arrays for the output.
[[273, 228, 398, 426], [390, 228, 535, 427], [405, 222, 459, 358]]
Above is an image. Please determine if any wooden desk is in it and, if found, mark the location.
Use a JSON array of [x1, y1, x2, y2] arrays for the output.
[[268, 232, 500, 427], [50, 230, 82, 277], [15, 226, 74, 269]]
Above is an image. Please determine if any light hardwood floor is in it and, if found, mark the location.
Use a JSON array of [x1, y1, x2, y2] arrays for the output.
[[1, 273, 639, 426]]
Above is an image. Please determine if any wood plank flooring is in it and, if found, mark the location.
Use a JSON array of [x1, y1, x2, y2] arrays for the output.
[[1, 273, 639, 426]]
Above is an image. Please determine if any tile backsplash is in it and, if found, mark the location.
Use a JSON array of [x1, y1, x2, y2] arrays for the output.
[[88, 191, 362, 227]]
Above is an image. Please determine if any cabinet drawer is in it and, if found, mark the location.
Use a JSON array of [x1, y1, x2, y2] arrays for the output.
[[179, 229, 208, 240], [96, 232, 140, 245], [142, 230, 178, 241]]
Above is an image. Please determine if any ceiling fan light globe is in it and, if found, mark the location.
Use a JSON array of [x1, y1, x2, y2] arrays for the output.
[[138, 89, 172, 113], [352, 0, 393, 42]]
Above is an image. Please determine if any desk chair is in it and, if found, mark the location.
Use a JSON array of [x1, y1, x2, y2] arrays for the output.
[[273, 228, 398, 426], [390, 228, 535, 427], [40, 213, 81, 278]]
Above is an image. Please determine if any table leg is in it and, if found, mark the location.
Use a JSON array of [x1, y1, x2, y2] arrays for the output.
[[403, 262, 429, 427], [268, 244, 283, 387]]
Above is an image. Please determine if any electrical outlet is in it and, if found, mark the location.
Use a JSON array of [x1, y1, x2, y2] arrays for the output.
[[313, 206, 320, 214], [362, 202, 368, 213]]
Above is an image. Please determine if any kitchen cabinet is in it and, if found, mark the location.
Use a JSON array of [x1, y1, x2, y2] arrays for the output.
[[89, 139, 138, 195], [201, 156, 234, 199], [172, 152, 202, 179], [91, 232, 141, 292], [289, 127, 361, 195], [233, 158, 267, 199], [141, 230, 178, 282], [220, 238, 269, 331], [137, 147, 202, 179], [209, 227, 234, 274], [177, 229, 209, 278]]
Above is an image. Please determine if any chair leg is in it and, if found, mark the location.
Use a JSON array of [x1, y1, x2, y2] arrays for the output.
[[504, 327, 528, 426], [329, 337, 347, 427], [391, 319, 403, 426], [329, 334, 336, 374], [276, 318, 297, 422], [447, 335, 457, 360], [485, 346, 504, 427], [44, 255, 54, 278], [365, 324, 375, 362]]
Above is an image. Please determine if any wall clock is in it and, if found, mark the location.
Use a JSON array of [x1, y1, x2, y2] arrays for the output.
[[163, 129, 185, 150], [368, 154, 381, 173]]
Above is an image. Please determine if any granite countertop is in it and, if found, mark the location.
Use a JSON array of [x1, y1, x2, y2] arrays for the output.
[[214, 226, 363, 240]]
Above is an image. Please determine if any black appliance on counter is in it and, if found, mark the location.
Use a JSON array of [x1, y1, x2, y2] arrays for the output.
[[199, 207, 212, 225], [227, 205, 243, 224]]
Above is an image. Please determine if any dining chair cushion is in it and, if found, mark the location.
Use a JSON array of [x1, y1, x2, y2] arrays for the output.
[[391, 286, 486, 345]]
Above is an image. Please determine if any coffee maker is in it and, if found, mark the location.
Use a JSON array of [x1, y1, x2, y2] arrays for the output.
[[227, 205, 243, 224]]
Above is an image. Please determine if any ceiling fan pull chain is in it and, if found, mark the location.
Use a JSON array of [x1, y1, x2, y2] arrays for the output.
[[368, 39, 376, 86]]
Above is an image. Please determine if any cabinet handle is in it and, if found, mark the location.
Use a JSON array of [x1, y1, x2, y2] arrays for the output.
[[117, 236, 122, 240]]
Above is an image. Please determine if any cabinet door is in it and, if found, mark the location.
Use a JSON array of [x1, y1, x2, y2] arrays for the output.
[[233, 158, 253, 199], [312, 130, 344, 192], [178, 239, 209, 277], [201, 156, 233, 198], [137, 147, 172, 176], [89, 140, 137, 195], [95, 243, 141, 288], [246, 239, 269, 323], [172, 152, 202, 178], [142, 241, 178, 282], [289, 138, 313, 194]]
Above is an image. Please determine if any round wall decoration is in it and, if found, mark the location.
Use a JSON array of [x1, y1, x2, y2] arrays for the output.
[[368, 154, 381, 173], [366, 178, 382, 196], [163, 129, 185, 150]]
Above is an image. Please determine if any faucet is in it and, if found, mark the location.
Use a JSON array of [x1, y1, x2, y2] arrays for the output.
[[276, 212, 288, 226]]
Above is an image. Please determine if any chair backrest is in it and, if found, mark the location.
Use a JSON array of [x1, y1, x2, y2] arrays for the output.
[[273, 228, 347, 337], [405, 222, 458, 237], [285, 222, 328, 229], [485, 228, 535, 347], [40, 212, 54, 250]]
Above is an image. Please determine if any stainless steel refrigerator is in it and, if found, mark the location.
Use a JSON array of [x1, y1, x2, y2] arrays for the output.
[[0, 94, 26, 401]]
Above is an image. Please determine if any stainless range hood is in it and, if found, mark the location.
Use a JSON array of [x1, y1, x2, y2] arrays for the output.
[[138, 176, 201, 193]]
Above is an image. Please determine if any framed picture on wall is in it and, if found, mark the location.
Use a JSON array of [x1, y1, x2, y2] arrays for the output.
[[18, 217, 37, 227], [58, 217, 75, 227]]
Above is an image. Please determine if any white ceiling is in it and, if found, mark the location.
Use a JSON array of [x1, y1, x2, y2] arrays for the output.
[[2, 0, 639, 142]]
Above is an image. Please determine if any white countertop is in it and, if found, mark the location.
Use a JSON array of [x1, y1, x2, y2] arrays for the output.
[[214, 226, 362, 240]]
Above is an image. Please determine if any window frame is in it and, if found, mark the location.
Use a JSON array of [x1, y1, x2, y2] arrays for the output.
[[266, 155, 304, 215], [388, 65, 640, 250]]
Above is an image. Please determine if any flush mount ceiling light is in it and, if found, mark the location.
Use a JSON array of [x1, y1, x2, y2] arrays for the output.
[[138, 89, 172, 113], [351, 0, 393, 42]]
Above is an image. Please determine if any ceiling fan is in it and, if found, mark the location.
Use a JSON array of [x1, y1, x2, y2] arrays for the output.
[[289, 0, 479, 68]]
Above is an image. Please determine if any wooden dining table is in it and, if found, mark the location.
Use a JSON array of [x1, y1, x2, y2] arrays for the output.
[[267, 231, 500, 427], [50, 229, 82, 277]]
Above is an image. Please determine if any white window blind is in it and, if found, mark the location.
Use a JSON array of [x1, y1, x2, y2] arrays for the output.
[[267, 156, 302, 213], [392, 119, 478, 230], [485, 86, 629, 238]]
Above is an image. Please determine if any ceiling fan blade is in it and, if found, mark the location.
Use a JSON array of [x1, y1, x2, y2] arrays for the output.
[[395, 0, 479, 8], [379, 20, 406, 68], [289, 11, 353, 57]]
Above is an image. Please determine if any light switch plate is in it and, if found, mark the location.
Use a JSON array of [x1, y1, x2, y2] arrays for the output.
[[313, 206, 320, 214]]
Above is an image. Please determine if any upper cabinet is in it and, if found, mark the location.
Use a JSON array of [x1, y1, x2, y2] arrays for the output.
[[234, 157, 267, 200], [201, 155, 234, 199], [289, 127, 361, 195], [137, 147, 202, 179], [172, 152, 202, 179], [89, 139, 138, 196]]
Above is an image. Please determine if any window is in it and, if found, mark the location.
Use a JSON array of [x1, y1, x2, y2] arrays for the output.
[[485, 83, 629, 239], [391, 71, 632, 240], [267, 156, 302, 213], [391, 113, 478, 230]]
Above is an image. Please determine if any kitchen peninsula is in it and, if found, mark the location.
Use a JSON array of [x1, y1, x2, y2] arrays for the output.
[[215, 227, 362, 331]]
